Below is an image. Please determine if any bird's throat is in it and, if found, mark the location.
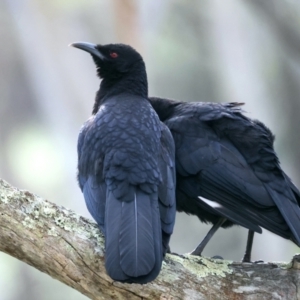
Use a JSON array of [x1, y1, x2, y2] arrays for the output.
[[92, 72, 148, 114]]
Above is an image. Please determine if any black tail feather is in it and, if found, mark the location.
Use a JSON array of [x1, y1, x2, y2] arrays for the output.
[[105, 188, 163, 283]]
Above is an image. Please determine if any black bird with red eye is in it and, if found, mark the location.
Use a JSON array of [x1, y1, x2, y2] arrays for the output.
[[71, 42, 147, 115], [71, 42, 176, 284], [110, 52, 118, 58]]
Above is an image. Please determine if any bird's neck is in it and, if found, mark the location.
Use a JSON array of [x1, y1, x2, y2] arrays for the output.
[[92, 65, 148, 115], [149, 97, 179, 122]]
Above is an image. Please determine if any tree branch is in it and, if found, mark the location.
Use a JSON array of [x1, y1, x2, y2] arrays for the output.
[[1, 178, 300, 300]]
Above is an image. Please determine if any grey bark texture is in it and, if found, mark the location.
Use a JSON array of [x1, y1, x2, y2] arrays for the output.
[[0, 178, 300, 300]]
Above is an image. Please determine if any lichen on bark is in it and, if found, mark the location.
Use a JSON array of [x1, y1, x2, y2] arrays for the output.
[[1, 178, 300, 300]]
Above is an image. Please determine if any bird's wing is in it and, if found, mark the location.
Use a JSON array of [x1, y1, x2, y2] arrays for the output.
[[82, 176, 106, 232], [206, 105, 300, 244], [77, 121, 90, 190], [77, 117, 107, 232], [170, 120, 267, 231], [158, 123, 176, 252], [170, 102, 300, 242]]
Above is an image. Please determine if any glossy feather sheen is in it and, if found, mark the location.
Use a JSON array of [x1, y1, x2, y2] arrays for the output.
[[83, 177, 106, 231], [119, 191, 156, 277], [76, 44, 175, 283], [105, 190, 127, 281], [78, 96, 175, 283], [149, 97, 300, 247]]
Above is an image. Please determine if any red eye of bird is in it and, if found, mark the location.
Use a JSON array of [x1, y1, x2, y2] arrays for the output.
[[110, 52, 118, 58]]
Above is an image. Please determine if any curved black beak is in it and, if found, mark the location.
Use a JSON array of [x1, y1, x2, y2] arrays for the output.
[[69, 42, 105, 60]]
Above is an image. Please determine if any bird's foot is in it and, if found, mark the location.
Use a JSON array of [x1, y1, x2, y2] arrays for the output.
[[211, 255, 224, 260], [189, 247, 204, 256], [170, 252, 186, 259], [189, 251, 202, 256], [242, 256, 264, 264], [253, 259, 264, 264], [242, 253, 251, 263]]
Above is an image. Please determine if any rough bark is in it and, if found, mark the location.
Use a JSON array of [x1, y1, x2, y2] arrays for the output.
[[0, 178, 299, 300]]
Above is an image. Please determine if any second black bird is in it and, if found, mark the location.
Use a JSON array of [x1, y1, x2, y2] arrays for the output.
[[149, 97, 300, 261], [72, 43, 176, 283]]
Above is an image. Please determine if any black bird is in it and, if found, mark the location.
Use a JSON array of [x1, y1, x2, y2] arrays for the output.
[[149, 97, 300, 262], [72, 43, 176, 283]]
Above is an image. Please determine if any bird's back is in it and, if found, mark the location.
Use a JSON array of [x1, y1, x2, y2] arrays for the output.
[[149, 97, 300, 246], [78, 94, 175, 283], [74, 42, 176, 283]]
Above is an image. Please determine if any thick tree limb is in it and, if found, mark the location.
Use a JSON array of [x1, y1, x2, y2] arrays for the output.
[[0, 178, 300, 300]]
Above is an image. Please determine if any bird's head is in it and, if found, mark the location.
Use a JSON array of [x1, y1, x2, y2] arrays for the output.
[[70, 42, 144, 80]]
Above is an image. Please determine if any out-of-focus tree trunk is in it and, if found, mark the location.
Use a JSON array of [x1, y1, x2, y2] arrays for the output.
[[111, 0, 141, 50]]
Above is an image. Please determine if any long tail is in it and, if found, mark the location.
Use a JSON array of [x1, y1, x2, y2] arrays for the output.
[[267, 174, 300, 246], [105, 188, 163, 283]]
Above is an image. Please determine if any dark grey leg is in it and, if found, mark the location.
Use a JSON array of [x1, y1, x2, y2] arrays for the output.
[[191, 217, 227, 256], [242, 230, 254, 262]]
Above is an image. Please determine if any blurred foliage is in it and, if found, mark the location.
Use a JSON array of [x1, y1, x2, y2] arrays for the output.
[[1, 0, 300, 299]]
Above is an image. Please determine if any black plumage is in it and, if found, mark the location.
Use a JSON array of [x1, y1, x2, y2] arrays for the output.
[[149, 97, 300, 261], [73, 43, 176, 283]]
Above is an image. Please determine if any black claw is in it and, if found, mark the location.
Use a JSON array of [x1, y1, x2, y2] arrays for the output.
[[254, 260, 264, 264], [212, 255, 224, 260], [170, 252, 186, 259]]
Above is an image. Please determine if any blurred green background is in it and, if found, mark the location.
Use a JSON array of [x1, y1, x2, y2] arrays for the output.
[[1, 0, 300, 299]]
